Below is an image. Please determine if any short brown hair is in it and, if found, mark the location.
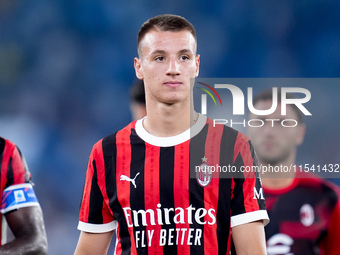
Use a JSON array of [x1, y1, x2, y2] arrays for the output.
[[137, 14, 197, 57], [252, 88, 305, 124]]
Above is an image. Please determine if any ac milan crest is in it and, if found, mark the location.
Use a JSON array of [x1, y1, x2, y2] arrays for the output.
[[300, 204, 314, 227], [196, 163, 212, 187]]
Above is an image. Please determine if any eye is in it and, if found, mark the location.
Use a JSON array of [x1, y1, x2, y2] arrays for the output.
[[155, 56, 165, 62], [179, 55, 189, 61]]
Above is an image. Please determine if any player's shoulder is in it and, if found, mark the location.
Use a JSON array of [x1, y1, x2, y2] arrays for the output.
[[0, 137, 20, 158], [91, 121, 137, 156], [0, 136, 15, 150], [0, 136, 6, 154], [206, 116, 252, 150], [206, 117, 249, 139], [298, 172, 340, 199]]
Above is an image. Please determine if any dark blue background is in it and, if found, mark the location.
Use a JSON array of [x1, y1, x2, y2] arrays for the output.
[[0, 1, 339, 254]]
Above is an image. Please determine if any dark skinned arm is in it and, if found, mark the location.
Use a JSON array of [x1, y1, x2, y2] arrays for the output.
[[0, 206, 48, 254]]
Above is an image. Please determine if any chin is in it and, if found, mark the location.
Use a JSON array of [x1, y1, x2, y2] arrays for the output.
[[163, 96, 186, 104]]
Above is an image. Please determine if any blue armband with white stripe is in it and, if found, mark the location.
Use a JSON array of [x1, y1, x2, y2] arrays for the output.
[[1, 183, 40, 214]]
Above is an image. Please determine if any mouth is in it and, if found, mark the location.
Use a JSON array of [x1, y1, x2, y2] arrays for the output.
[[262, 140, 277, 150], [163, 81, 183, 88]]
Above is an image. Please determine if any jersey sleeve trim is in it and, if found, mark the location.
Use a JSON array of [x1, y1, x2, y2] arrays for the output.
[[77, 220, 118, 233], [231, 210, 269, 228]]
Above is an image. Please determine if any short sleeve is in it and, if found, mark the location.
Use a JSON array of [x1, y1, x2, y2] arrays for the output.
[[78, 139, 117, 233], [1, 138, 38, 214], [230, 133, 269, 227], [3, 139, 32, 187]]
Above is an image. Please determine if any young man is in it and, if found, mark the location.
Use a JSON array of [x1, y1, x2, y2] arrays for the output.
[[247, 89, 340, 255], [0, 137, 48, 254], [75, 14, 268, 255]]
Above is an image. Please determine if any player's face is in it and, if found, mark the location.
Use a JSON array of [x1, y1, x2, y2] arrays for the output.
[[247, 100, 305, 165], [134, 29, 200, 105]]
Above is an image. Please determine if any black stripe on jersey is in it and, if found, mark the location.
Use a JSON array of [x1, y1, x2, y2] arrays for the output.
[[130, 129, 147, 255], [159, 146, 177, 255], [6, 157, 15, 188], [231, 152, 246, 216], [189, 124, 208, 255], [88, 160, 104, 224], [217, 126, 238, 254], [0, 137, 5, 158], [103, 133, 132, 254]]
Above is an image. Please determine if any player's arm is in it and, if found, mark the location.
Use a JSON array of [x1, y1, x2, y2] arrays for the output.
[[74, 230, 114, 255], [232, 220, 266, 255], [75, 140, 116, 254], [0, 206, 48, 254]]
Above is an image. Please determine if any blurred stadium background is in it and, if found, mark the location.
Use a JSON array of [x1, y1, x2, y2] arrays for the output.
[[0, 1, 340, 254]]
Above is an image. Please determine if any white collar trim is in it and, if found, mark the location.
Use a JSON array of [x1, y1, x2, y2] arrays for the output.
[[135, 114, 207, 147]]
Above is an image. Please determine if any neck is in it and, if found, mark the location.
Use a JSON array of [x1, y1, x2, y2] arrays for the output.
[[143, 101, 198, 137], [261, 177, 295, 189], [259, 157, 296, 189]]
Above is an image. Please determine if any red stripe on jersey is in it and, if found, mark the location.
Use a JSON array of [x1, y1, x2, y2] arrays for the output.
[[233, 133, 252, 170], [116, 123, 137, 255], [234, 133, 259, 213], [174, 141, 190, 254], [144, 143, 162, 254], [230, 178, 235, 202], [79, 148, 95, 222], [204, 121, 223, 255]]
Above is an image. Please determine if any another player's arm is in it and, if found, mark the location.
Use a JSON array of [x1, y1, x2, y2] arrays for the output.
[[75, 140, 116, 255], [0, 206, 48, 254], [74, 230, 114, 255], [232, 220, 266, 255], [230, 134, 267, 254]]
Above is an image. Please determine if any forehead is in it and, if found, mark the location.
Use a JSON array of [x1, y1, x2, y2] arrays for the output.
[[139, 29, 197, 55], [252, 100, 300, 119]]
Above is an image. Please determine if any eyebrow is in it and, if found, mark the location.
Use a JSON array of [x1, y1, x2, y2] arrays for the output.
[[150, 49, 194, 55]]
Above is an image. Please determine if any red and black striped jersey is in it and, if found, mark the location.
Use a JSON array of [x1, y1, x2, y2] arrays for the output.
[[0, 137, 32, 244], [264, 171, 340, 255], [78, 115, 269, 255]]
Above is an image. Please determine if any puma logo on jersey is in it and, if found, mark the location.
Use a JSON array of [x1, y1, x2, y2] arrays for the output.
[[120, 172, 140, 188]]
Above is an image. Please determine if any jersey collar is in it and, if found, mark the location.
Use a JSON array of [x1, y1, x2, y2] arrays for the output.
[[135, 114, 207, 147]]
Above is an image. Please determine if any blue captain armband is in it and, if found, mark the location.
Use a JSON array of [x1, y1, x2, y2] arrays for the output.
[[1, 183, 40, 214]]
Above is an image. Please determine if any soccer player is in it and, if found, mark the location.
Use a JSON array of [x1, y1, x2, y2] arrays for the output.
[[74, 14, 269, 255], [247, 88, 340, 255], [129, 79, 146, 120], [0, 136, 48, 254]]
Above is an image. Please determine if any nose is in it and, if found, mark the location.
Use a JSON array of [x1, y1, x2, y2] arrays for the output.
[[261, 120, 280, 136], [166, 58, 181, 76]]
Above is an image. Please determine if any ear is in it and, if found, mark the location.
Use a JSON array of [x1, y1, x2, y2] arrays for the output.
[[134, 57, 144, 80], [194, 54, 200, 77], [195, 54, 201, 78]]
